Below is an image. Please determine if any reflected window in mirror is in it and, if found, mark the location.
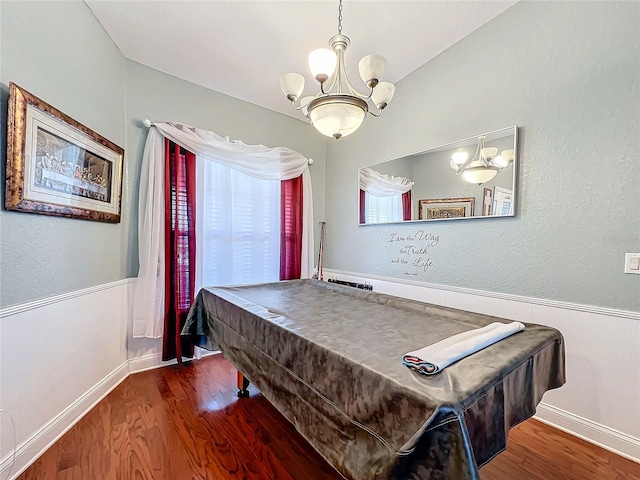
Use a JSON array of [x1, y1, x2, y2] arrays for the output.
[[359, 167, 413, 224], [363, 193, 404, 223], [358, 126, 518, 225]]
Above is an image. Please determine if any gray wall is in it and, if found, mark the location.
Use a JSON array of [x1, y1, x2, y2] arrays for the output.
[[125, 61, 327, 357], [0, 1, 127, 308], [371, 156, 414, 180], [324, 1, 640, 312]]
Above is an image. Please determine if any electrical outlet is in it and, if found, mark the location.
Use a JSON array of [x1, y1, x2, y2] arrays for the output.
[[624, 253, 640, 274]]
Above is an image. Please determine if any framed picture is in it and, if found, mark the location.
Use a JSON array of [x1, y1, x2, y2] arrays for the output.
[[482, 188, 493, 216], [5, 83, 124, 223], [418, 197, 475, 220], [493, 186, 514, 216]]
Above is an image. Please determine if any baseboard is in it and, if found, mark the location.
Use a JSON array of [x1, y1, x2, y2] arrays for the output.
[[128, 353, 178, 374], [128, 349, 220, 375], [1, 349, 223, 480], [535, 403, 640, 464], [0, 361, 130, 480]]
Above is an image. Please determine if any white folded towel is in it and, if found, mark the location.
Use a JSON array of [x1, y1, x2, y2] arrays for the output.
[[402, 321, 525, 375]]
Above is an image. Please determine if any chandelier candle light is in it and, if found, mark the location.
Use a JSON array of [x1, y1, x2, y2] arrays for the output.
[[449, 135, 515, 185], [280, 0, 395, 139]]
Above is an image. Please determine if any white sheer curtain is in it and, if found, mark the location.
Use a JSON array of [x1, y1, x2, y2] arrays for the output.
[[365, 193, 403, 223], [359, 167, 413, 196], [195, 159, 281, 292], [133, 122, 313, 338]]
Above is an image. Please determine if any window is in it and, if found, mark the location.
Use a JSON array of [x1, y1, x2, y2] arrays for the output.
[[196, 159, 281, 291], [364, 192, 403, 224]]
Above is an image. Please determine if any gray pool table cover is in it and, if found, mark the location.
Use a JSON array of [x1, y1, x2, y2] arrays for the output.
[[182, 279, 565, 480]]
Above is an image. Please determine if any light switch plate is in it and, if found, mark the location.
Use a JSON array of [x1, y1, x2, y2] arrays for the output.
[[624, 253, 640, 274]]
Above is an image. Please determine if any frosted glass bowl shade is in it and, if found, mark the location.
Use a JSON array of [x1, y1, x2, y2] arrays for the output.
[[308, 48, 337, 82], [372, 82, 395, 109], [280, 73, 305, 100], [451, 151, 469, 166], [461, 165, 499, 184], [481, 147, 499, 159], [501, 149, 515, 162], [308, 95, 368, 139], [358, 54, 386, 86], [492, 155, 508, 168]]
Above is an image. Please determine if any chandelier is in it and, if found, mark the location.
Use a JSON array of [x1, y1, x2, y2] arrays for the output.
[[279, 0, 395, 139], [449, 135, 515, 184]]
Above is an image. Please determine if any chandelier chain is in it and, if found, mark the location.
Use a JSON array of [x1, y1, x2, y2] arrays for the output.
[[338, 0, 343, 34]]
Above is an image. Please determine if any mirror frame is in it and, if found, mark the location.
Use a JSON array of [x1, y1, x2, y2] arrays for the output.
[[358, 126, 519, 226]]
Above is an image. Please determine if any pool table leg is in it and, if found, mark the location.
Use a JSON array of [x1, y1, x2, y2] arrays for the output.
[[237, 370, 250, 398]]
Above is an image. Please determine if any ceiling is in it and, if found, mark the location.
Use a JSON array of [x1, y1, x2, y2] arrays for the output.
[[86, 1, 517, 121]]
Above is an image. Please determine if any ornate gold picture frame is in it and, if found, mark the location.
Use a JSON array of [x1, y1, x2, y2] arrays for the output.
[[5, 83, 124, 223]]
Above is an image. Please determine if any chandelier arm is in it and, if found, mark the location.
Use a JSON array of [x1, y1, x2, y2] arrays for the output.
[[322, 69, 339, 94], [290, 91, 325, 111], [344, 73, 373, 99], [289, 100, 309, 111], [478, 136, 490, 167], [367, 109, 382, 118], [335, 48, 371, 98], [459, 139, 482, 170]]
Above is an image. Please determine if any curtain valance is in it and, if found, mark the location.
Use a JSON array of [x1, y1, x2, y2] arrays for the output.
[[154, 122, 309, 180], [359, 167, 413, 197]]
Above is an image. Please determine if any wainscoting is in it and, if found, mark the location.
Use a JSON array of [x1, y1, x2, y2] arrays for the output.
[[0, 280, 131, 479], [324, 268, 640, 463], [0, 279, 218, 480]]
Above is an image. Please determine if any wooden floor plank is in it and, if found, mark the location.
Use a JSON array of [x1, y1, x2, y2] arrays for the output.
[[18, 354, 640, 480]]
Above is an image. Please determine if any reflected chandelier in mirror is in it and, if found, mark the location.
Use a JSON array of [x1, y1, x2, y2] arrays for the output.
[[359, 126, 518, 225]]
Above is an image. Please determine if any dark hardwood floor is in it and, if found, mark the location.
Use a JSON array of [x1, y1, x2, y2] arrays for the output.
[[19, 354, 640, 480]]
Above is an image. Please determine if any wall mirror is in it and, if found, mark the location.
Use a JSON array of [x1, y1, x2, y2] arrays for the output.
[[358, 126, 518, 225]]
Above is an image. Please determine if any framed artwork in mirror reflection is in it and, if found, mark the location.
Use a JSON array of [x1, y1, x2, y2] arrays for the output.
[[418, 197, 475, 220]]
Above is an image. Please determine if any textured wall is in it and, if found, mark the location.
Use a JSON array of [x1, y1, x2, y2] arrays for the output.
[[124, 60, 327, 358], [324, 1, 639, 312], [0, 1, 127, 308]]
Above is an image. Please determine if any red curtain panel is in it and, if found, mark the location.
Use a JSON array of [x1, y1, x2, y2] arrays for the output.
[[280, 175, 303, 280], [163, 139, 197, 362], [402, 191, 412, 221]]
